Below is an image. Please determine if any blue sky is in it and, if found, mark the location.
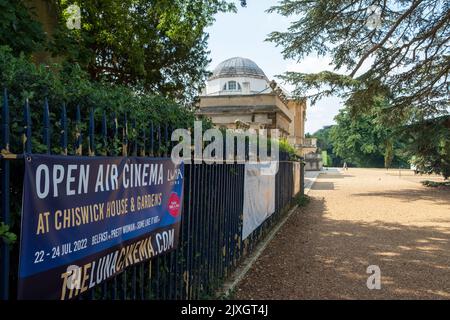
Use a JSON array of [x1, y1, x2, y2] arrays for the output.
[[205, 0, 344, 134]]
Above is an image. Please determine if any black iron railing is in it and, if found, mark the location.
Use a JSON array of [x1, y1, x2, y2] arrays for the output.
[[0, 88, 302, 300]]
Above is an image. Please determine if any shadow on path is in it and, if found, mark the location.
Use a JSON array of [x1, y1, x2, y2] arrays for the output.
[[236, 197, 450, 299], [353, 188, 450, 206]]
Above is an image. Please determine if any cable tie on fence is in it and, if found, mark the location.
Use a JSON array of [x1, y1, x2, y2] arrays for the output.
[[0, 150, 22, 160]]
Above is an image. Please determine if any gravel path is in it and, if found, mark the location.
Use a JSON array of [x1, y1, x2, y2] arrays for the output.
[[235, 168, 450, 299]]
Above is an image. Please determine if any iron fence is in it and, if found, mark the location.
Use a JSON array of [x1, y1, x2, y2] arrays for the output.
[[0, 88, 303, 300]]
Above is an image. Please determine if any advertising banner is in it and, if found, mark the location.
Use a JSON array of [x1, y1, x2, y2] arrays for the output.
[[242, 162, 276, 240], [18, 154, 183, 300]]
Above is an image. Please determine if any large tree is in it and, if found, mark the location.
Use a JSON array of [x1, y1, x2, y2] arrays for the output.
[[312, 125, 343, 167], [1, 0, 237, 104], [49, 0, 236, 104], [0, 0, 46, 55], [267, 0, 449, 120], [401, 115, 450, 177], [330, 104, 409, 168]]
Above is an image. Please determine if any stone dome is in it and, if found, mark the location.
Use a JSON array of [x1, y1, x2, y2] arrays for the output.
[[210, 57, 268, 80]]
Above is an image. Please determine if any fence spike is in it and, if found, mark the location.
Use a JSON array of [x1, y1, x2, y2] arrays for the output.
[[141, 126, 146, 157], [2, 88, 10, 152], [61, 103, 68, 155], [113, 113, 118, 137], [23, 99, 32, 153], [150, 121, 154, 157], [102, 111, 107, 155], [111, 112, 118, 156], [43, 98, 51, 154], [89, 107, 95, 156], [157, 124, 162, 157], [132, 118, 137, 156], [122, 112, 128, 156], [164, 124, 169, 157], [75, 105, 82, 155]]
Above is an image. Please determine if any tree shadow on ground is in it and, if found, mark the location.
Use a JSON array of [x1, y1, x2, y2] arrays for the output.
[[311, 181, 335, 190], [320, 174, 355, 179], [236, 197, 450, 300], [352, 188, 450, 206]]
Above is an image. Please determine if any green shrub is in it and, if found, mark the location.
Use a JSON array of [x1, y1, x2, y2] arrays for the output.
[[295, 194, 311, 207], [0, 45, 201, 156], [0, 222, 17, 245], [278, 138, 301, 161], [0, 44, 207, 238]]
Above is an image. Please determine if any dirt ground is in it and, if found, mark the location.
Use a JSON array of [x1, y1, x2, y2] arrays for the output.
[[235, 168, 450, 299]]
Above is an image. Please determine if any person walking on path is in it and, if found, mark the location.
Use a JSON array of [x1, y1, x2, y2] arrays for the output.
[[343, 161, 348, 171]]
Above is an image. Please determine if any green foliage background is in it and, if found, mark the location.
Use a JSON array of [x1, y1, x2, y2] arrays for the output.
[[329, 106, 409, 168], [0, 45, 201, 155], [268, 0, 449, 177], [0, 45, 208, 243]]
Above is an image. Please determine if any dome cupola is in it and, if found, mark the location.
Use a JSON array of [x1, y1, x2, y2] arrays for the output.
[[210, 57, 268, 80], [203, 57, 270, 96]]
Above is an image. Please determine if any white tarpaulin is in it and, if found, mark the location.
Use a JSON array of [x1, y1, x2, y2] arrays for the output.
[[293, 162, 301, 196], [242, 162, 277, 240]]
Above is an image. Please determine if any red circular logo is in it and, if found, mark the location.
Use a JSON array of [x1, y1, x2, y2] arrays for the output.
[[168, 193, 181, 217]]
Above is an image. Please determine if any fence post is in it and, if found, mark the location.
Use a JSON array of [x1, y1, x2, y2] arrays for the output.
[[1, 88, 10, 299]]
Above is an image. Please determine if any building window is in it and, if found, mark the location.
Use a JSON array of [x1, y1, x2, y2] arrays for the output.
[[229, 81, 242, 91], [223, 81, 242, 91]]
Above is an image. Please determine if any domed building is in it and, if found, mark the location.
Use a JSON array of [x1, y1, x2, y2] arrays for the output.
[[204, 57, 271, 95], [198, 57, 318, 161]]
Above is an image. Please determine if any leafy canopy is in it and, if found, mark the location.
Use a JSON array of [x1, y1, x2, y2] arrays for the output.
[[329, 104, 409, 168], [311, 125, 343, 167], [50, 0, 236, 104], [268, 0, 449, 120], [0, 45, 200, 157], [1, 0, 237, 104], [400, 115, 450, 178], [0, 0, 46, 55]]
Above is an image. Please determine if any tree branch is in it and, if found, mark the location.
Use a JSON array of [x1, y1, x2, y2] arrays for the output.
[[350, 0, 423, 77]]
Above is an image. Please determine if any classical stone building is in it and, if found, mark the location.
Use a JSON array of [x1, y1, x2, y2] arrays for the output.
[[198, 57, 320, 164]]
